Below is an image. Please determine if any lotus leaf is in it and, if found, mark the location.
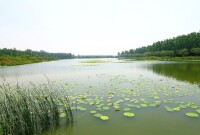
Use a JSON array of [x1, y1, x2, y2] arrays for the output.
[[59, 113, 66, 118], [124, 112, 135, 117], [103, 106, 110, 110], [185, 112, 199, 118], [123, 108, 131, 111], [90, 111, 97, 114], [196, 109, 200, 113], [164, 106, 174, 112], [94, 113, 103, 117], [140, 104, 148, 107], [100, 116, 109, 120]]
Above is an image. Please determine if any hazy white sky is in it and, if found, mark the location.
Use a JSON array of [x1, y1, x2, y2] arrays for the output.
[[0, 0, 200, 55]]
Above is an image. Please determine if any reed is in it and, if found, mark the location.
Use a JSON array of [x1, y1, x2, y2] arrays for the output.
[[0, 82, 73, 135]]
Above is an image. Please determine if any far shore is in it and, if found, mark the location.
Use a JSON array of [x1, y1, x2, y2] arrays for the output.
[[118, 56, 200, 62], [1, 56, 200, 67]]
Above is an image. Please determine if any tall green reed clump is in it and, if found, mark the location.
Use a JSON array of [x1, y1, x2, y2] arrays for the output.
[[0, 82, 73, 135]]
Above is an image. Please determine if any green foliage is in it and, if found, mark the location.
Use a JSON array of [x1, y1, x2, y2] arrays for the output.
[[191, 47, 200, 55], [185, 112, 199, 118], [0, 48, 74, 59], [100, 116, 109, 120], [0, 83, 73, 135], [0, 48, 74, 66], [177, 48, 189, 56], [119, 32, 200, 57], [123, 112, 135, 117]]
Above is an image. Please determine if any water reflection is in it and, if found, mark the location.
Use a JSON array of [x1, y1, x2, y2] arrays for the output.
[[147, 62, 200, 84]]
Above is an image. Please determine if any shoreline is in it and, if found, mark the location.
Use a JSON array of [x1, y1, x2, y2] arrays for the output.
[[1, 56, 200, 66], [118, 56, 200, 62], [0, 56, 57, 66]]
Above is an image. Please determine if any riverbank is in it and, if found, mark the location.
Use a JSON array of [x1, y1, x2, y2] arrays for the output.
[[118, 56, 200, 61], [0, 48, 74, 66], [1, 56, 200, 66], [0, 56, 55, 66]]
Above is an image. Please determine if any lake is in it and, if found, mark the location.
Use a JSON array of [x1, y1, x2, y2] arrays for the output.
[[0, 58, 200, 135]]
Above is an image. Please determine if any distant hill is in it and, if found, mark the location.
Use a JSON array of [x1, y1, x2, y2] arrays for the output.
[[118, 32, 200, 57]]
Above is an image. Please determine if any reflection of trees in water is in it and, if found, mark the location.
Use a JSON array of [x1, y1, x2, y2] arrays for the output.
[[148, 63, 200, 84]]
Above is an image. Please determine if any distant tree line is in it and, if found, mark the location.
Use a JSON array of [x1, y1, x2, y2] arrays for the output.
[[0, 48, 74, 59], [76, 55, 116, 58], [118, 32, 200, 57]]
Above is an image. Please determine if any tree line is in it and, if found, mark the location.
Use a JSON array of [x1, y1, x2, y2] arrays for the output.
[[76, 55, 115, 58], [118, 32, 200, 57], [0, 48, 74, 59]]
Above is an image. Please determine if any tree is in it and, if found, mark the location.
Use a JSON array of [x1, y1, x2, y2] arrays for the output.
[[177, 48, 189, 56], [191, 48, 200, 55], [119, 32, 200, 57]]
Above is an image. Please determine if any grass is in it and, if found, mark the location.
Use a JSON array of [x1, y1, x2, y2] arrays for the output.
[[0, 82, 73, 135]]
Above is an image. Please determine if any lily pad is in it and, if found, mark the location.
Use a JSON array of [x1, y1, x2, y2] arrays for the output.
[[100, 116, 109, 120], [107, 103, 112, 106], [123, 108, 131, 111], [140, 98, 146, 102], [114, 106, 120, 111], [126, 104, 134, 107], [124, 112, 135, 117], [94, 113, 103, 117], [164, 106, 174, 112], [90, 110, 97, 114], [59, 113, 66, 118], [133, 105, 141, 109], [173, 107, 181, 111], [185, 112, 199, 118], [196, 109, 200, 113], [179, 105, 187, 109], [153, 96, 159, 99], [97, 105, 102, 108], [190, 105, 198, 109], [79, 107, 87, 111], [140, 104, 148, 107], [97, 107, 102, 111], [103, 106, 110, 110], [89, 101, 95, 105]]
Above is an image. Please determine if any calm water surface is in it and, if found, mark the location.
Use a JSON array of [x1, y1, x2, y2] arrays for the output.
[[0, 59, 200, 135]]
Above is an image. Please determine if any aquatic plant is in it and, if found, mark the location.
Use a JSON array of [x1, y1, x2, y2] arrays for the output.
[[102, 106, 110, 110], [100, 116, 109, 120], [90, 111, 97, 114], [94, 113, 103, 118], [70, 74, 200, 122], [123, 112, 135, 117], [196, 109, 200, 113], [80, 59, 110, 63], [0, 82, 73, 135], [123, 108, 131, 111], [185, 112, 199, 118], [164, 106, 175, 112]]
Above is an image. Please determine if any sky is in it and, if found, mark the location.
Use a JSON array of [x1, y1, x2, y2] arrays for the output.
[[0, 0, 200, 55]]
